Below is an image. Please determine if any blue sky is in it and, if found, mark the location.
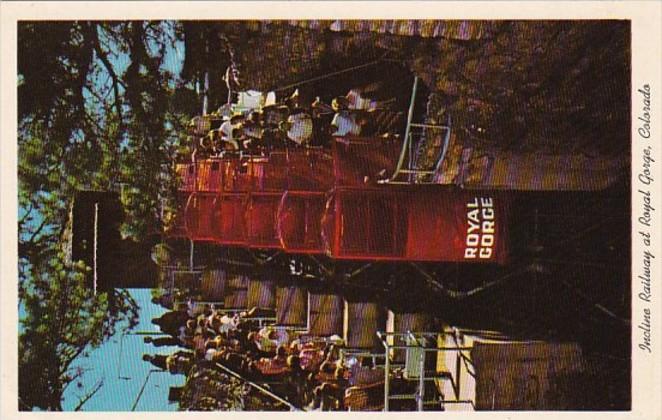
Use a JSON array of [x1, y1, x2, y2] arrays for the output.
[[21, 23, 189, 411], [62, 288, 186, 411], [64, 24, 187, 411]]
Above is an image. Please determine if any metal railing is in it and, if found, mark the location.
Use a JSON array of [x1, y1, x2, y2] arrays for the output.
[[384, 76, 452, 185], [172, 301, 278, 328], [377, 331, 476, 411], [213, 362, 302, 411], [386, 120, 452, 184], [161, 264, 205, 298]]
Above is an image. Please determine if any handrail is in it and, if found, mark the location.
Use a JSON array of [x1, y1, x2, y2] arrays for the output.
[[377, 330, 478, 412], [431, 113, 452, 177], [131, 369, 166, 411], [160, 264, 206, 271], [183, 193, 195, 235], [390, 76, 418, 182], [213, 362, 302, 411], [319, 190, 336, 257], [275, 190, 289, 250]]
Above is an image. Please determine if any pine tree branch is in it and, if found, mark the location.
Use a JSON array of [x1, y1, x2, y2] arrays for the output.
[[73, 378, 104, 411], [59, 344, 87, 377], [25, 216, 49, 245], [89, 24, 125, 123], [18, 203, 34, 227]]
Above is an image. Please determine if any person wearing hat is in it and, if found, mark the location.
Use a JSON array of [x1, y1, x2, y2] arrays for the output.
[[285, 88, 301, 112], [331, 96, 361, 137], [142, 353, 169, 370], [219, 114, 243, 151], [200, 129, 217, 155], [242, 111, 265, 152], [144, 335, 181, 347], [165, 350, 195, 374], [310, 97, 334, 147], [285, 110, 314, 146]]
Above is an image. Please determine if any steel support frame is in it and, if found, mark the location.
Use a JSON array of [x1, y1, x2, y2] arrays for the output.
[[377, 330, 476, 412]]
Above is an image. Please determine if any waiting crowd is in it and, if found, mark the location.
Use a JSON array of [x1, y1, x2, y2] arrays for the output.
[[143, 301, 389, 411]]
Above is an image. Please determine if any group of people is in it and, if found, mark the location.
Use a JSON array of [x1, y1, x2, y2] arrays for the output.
[[143, 302, 388, 410], [183, 87, 399, 161]]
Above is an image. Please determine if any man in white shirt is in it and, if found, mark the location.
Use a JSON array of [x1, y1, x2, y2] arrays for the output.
[[331, 111, 361, 136], [330, 96, 362, 137], [286, 112, 313, 145]]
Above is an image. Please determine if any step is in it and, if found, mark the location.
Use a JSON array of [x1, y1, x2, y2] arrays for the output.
[[388, 394, 417, 400]]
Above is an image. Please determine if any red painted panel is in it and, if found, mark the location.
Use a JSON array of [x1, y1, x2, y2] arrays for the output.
[[184, 193, 218, 242], [246, 193, 282, 249], [251, 154, 288, 192], [166, 191, 190, 238], [195, 160, 223, 192], [287, 148, 334, 191], [221, 158, 253, 192], [335, 189, 407, 258], [324, 187, 510, 263], [176, 163, 196, 192], [277, 191, 326, 254], [332, 138, 401, 186], [215, 193, 248, 245], [176, 139, 511, 263]]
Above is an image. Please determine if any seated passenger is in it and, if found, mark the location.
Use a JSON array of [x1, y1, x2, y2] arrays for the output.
[[346, 88, 394, 111], [285, 111, 314, 146], [262, 104, 289, 128], [199, 130, 216, 154], [223, 351, 248, 372], [243, 114, 265, 150], [331, 97, 361, 137], [253, 345, 290, 376], [218, 313, 240, 334], [285, 354, 307, 407], [311, 97, 334, 147], [178, 319, 196, 346], [317, 360, 338, 382], [219, 115, 244, 150], [192, 332, 207, 357], [299, 344, 325, 372], [258, 326, 290, 350], [285, 88, 304, 112]]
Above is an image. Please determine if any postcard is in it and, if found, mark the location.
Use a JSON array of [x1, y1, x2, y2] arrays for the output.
[[1, 1, 660, 419]]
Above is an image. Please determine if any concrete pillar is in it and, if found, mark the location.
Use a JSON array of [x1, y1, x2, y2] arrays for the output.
[[344, 300, 385, 349], [200, 268, 226, 301], [276, 285, 307, 326], [308, 292, 344, 336], [247, 278, 276, 310], [224, 273, 248, 309]]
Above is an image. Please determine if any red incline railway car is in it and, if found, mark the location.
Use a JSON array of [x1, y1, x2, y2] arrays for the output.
[[172, 137, 510, 264], [321, 186, 509, 263]]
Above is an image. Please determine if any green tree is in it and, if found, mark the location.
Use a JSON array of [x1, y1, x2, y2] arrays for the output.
[[19, 256, 138, 411], [18, 21, 186, 410]]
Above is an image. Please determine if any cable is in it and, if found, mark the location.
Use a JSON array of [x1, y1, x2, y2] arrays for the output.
[[272, 54, 390, 93], [131, 369, 164, 411]]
